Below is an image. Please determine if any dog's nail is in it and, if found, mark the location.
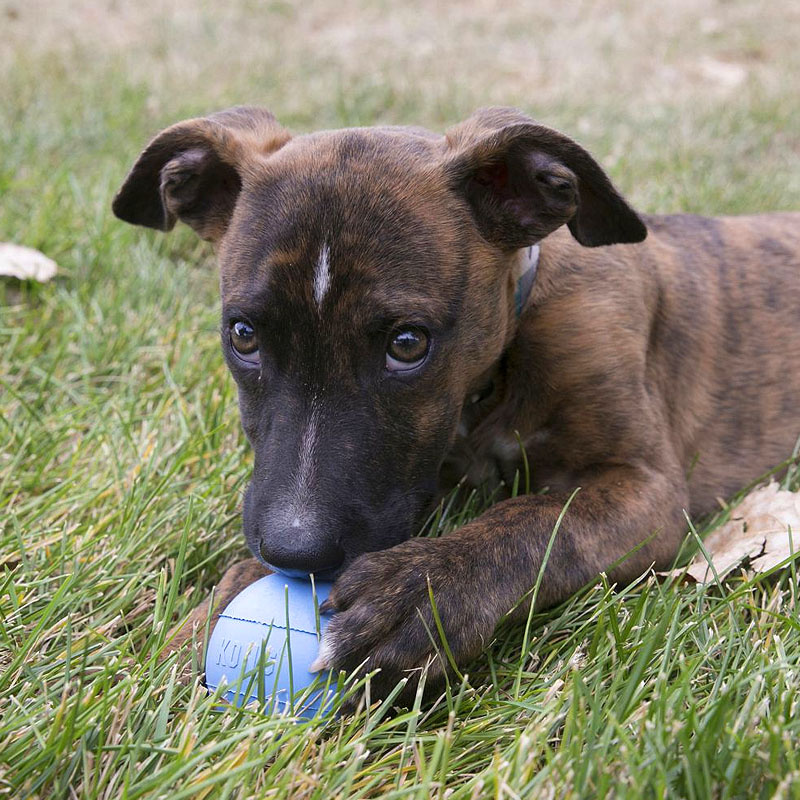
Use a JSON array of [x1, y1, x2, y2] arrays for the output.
[[310, 637, 333, 672]]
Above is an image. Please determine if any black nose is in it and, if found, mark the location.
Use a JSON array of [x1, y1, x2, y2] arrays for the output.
[[259, 528, 345, 578]]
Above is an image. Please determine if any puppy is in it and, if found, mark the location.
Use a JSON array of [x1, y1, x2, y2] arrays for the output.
[[113, 106, 800, 699]]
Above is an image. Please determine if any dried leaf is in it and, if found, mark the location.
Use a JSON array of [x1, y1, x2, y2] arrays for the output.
[[678, 482, 800, 584], [0, 243, 58, 282]]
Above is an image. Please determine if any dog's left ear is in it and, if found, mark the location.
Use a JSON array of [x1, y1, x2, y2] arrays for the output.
[[112, 106, 290, 242], [445, 107, 646, 248]]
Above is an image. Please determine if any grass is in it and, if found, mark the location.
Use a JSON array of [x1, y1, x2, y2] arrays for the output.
[[2, 0, 800, 797]]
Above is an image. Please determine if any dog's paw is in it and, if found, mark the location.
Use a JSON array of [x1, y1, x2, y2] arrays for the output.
[[158, 607, 210, 685], [312, 537, 496, 708]]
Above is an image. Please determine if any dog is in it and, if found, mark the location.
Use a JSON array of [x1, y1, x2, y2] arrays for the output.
[[113, 106, 800, 701]]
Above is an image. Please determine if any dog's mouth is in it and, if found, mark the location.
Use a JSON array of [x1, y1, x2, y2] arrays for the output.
[[245, 477, 440, 580], [264, 563, 342, 582]]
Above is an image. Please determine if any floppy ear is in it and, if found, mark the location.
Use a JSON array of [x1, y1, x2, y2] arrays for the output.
[[445, 107, 646, 249], [112, 106, 290, 241]]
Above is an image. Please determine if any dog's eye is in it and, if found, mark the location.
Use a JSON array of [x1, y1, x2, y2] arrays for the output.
[[386, 326, 430, 372], [229, 320, 259, 363]]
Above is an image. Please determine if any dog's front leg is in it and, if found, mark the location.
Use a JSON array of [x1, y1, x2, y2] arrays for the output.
[[315, 464, 688, 703]]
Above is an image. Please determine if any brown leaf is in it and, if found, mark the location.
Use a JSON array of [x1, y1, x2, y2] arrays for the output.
[[670, 482, 800, 584]]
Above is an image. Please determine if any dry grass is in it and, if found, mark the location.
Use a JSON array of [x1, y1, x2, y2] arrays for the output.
[[6, 0, 800, 121]]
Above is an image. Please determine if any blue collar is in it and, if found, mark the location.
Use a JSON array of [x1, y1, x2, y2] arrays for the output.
[[514, 244, 540, 317]]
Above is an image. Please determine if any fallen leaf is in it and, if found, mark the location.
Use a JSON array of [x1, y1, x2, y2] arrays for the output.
[[0, 242, 58, 282], [670, 482, 800, 584]]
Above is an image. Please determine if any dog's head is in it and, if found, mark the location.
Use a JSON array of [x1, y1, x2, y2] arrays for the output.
[[113, 106, 645, 577]]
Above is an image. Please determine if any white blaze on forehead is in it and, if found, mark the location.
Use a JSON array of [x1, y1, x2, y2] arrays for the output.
[[313, 242, 331, 307]]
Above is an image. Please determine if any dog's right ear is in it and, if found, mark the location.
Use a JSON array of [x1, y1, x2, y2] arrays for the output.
[[112, 107, 290, 242]]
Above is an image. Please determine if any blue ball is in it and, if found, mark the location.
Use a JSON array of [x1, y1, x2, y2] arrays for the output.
[[204, 573, 335, 717]]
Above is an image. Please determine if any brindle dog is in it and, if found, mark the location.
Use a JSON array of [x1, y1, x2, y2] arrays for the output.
[[113, 106, 800, 702]]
